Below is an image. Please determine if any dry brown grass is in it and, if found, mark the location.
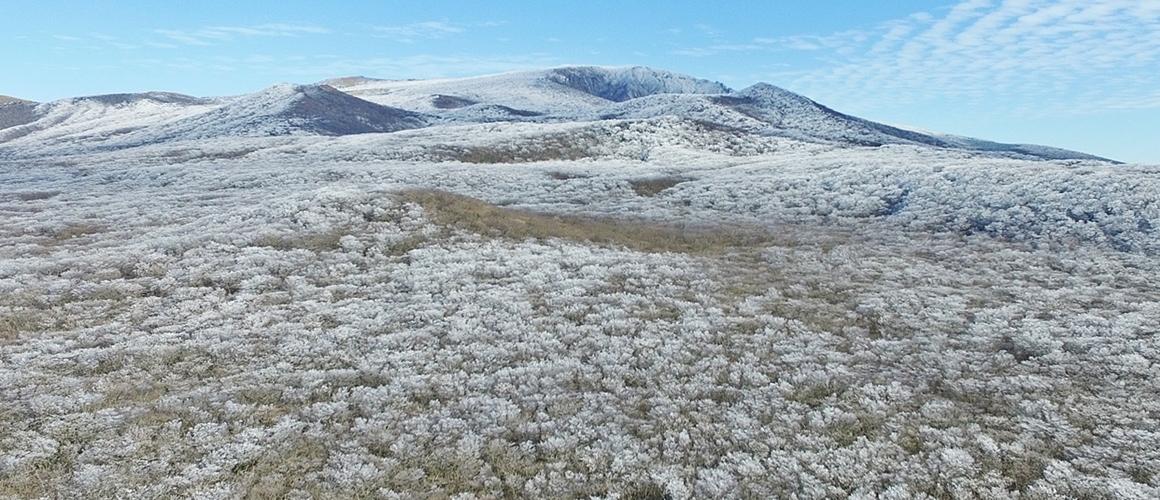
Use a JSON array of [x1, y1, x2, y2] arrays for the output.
[[250, 228, 348, 252], [8, 191, 60, 201], [0, 311, 41, 342], [629, 176, 689, 197], [546, 170, 589, 181], [234, 437, 332, 498], [397, 189, 770, 254], [45, 222, 107, 243]]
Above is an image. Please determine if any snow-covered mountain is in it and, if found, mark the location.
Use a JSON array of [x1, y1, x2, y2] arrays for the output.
[[543, 66, 730, 102], [0, 66, 1113, 162], [322, 66, 728, 117], [143, 84, 428, 141], [0, 85, 427, 155], [598, 82, 1110, 161], [0, 92, 217, 148]]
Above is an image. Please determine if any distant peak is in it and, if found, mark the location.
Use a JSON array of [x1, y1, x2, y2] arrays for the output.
[[258, 83, 309, 94], [320, 76, 385, 88], [250, 83, 351, 100], [71, 91, 208, 106], [0, 95, 35, 105], [543, 66, 730, 102], [739, 82, 798, 96], [733, 83, 819, 109]]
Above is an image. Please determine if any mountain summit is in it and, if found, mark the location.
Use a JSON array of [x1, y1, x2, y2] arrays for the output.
[[147, 84, 429, 140], [542, 66, 730, 102]]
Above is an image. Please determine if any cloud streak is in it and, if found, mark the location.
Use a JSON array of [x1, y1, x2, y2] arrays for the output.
[[372, 21, 464, 43], [767, 0, 1160, 117], [154, 23, 329, 46], [672, 0, 1160, 118]]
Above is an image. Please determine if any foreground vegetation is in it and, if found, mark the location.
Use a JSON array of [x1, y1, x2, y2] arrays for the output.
[[1, 144, 1157, 498]]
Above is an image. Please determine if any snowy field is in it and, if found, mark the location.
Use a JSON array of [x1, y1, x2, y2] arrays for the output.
[[1, 132, 1158, 498]]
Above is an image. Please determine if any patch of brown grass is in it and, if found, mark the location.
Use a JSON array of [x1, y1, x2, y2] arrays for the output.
[[397, 189, 770, 254], [45, 222, 107, 243], [629, 176, 689, 197], [0, 311, 41, 342], [250, 228, 348, 252], [235, 436, 332, 498], [546, 170, 588, 181], [8, 191, 61, 201]]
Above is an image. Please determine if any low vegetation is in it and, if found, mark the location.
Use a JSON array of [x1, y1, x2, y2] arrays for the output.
[[0, 145, 1157, 498]]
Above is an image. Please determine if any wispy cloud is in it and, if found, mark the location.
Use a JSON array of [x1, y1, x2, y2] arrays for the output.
[[120, 52, 561, 81], [672, 42, 768, 57], [153, 23, 329, 46], [49, 32, 141, 51], [672, 29, 871, 57], [743, 0, 1160, 117], [282, 53, 560, 79], [372, 21, 464, 43]]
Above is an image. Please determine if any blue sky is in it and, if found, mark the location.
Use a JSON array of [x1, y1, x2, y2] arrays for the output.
[[3, 0, 1158, 163]]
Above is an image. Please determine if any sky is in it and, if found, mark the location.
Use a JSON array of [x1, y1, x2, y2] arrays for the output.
[[2, 0, 1158, 163]]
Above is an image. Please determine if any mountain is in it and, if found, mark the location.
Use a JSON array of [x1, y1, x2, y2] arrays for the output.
[[142, 84, 428, 141], [73, 92, 211, 107], [542, 66, 730, 102], [324, 71, 609, 116], [0, 92, 215, 147], [0, 66, 1113, 162], [323, 66, 729, 118], [598, 82, 1110, 161]]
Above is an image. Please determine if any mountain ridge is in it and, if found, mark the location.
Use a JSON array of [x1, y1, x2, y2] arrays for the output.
[[0, 66, 1116, 162]]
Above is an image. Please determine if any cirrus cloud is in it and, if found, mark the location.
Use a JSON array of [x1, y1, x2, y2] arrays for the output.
[[770, 0, 1160, 117], [153, 23, 330, 46], [372, 21, 465, 43]]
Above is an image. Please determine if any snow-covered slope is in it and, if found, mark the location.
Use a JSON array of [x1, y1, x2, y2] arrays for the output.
[[0, 92, 216, 147], [933, 133, 1111, 162], [721, 83, 942, 145], [0, 85, 428, 156], [144, 84, 428, 140], [542, 66, 729, 102], [325, 72, 606, 116], [0, 96, 39, 131], [601, 83, 1111, 161]]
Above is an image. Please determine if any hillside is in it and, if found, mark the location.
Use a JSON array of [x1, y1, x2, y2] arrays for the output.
[[143, 84, 429, 140], [0, 96, 39, 131]]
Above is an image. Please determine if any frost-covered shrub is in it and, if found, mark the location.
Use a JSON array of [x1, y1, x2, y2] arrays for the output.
[[1, 138, 1157, 498]]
